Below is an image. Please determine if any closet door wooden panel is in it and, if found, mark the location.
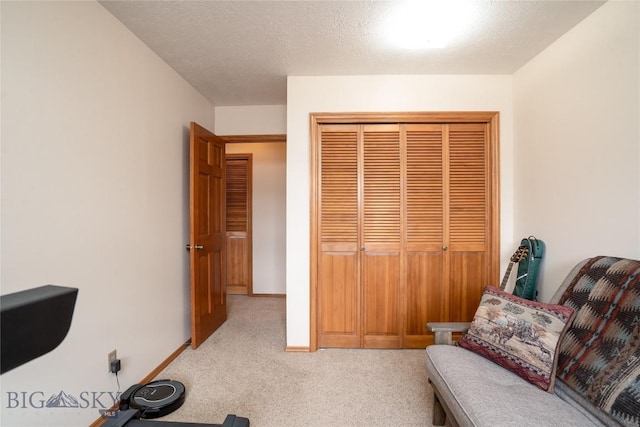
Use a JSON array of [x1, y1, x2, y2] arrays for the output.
[[318, 125, 360, 348], [319, 252, 359, 347], [404, 252, 446, 347], [361, 125, 402, 348], [449, 252, 486, 322], [362, 253, 400, 348], [448, 123, 489, 322]]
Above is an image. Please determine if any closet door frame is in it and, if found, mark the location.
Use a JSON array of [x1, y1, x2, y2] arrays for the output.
[[310, 111, 500, 352]]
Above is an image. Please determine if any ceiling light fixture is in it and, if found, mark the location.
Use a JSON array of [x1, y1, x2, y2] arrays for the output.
[[382, 0, 473, 49]]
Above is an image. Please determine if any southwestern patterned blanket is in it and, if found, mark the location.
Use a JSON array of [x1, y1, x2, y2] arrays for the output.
[[557, 256, 640, 427]]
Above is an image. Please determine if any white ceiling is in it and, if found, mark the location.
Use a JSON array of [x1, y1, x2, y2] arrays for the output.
[[100, 0, 605, 106]]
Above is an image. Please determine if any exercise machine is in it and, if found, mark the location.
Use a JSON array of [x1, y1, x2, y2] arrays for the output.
[[1, 285, 249, 427]]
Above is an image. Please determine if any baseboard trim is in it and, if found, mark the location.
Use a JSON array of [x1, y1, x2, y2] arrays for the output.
[[251, 293, 286, 298], [227, 285, 248, 295], [285, 346, 311, 352], [139, 339, 191, 384], [89, 339, 191, 427]]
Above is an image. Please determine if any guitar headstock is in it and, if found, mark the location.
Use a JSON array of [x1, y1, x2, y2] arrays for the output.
[[510, 246, 528, 263]]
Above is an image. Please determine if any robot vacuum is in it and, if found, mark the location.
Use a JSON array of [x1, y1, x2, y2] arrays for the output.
[[121, 379, 186, 419]]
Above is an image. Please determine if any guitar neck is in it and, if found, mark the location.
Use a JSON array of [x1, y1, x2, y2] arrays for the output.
[[500, 262, 515, 291]]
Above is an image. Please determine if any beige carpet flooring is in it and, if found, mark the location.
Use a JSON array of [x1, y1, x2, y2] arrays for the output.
[[157, 295, 435, 426]]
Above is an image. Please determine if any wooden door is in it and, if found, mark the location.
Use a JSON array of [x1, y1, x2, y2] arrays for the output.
[[317, 124, 404, 349], [447, 123, 489, 323], [189, 122, 227, 349], [402, 123, 491, 347], [361, 125, 402, 348], [317, 125, 360, 348], [225, 154, 253, 295], [403, 124, 447, 347]]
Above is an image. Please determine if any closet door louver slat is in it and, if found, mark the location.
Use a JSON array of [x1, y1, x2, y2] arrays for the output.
[[406, 125, 444, 250], [226, 159, 248, 233], [449, 125, 486, 248], [320, 131, 359, 246], [363, 128, 401, 247]]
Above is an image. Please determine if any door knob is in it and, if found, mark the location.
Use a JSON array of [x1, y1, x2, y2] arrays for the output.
[[442, 245, 448, 251], [186, 244, 204, 251]]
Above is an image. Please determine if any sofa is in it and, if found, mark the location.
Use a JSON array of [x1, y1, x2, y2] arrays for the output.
[[425, 256, 640, 427]]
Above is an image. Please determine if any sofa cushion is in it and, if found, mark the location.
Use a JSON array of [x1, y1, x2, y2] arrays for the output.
[[457, 286, 575, 392], [555, 256, 640, 427], [425, 345, 602, 426]]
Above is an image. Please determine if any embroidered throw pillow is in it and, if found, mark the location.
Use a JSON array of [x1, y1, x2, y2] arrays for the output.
[[457, 286, 575, 392]]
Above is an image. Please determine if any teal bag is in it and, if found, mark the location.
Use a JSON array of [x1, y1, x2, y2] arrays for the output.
[[513, 236, 545, 301]]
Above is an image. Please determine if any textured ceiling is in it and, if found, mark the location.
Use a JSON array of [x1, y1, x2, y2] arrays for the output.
[[100, 0, 605, 106]]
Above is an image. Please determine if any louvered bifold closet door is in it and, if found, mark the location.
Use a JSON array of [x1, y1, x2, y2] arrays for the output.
[[362, 124, 402, 348], [318, 125, 360, 348], [447, 123, 489, 322], [226, 156, 251, 295], [403, 124, 447, 347]]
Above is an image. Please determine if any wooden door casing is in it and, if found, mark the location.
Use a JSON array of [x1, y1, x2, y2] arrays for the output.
[[189, 122, 227, 349]]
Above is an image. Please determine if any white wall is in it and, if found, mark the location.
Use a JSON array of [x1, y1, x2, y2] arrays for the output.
[[513, 1, 640, 302], [215, 105, 286, 136], [215, 106, 287, 295], [224, 143, 286, 294], [286, 75, 514, 348], [0, 2, 214, 426]]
